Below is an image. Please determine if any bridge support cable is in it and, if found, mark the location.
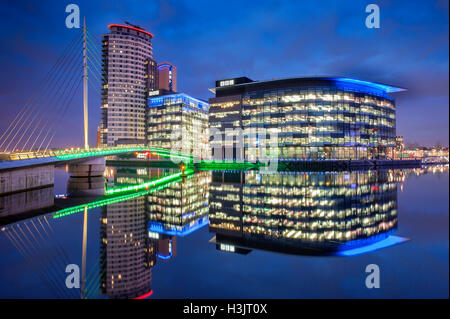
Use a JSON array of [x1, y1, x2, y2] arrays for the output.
[[35, 68, 83, 152], [86, 62, 103, 86], [0, 31, 83, 152], [1, 26, 104, 154], [21, 221, 78, 298], [37, 29, 104, 152], [85, 30, 104, 96], [84, 264, 105, 299], [29, 218, 73, 274], [0, 31, 82, 150], [6, 224, 75, 298], [83, 258, 102, 298], [40, 80, 83, 153], [1, 30, 83, 152], [87, 78, 102, 96], [4, 219, 76, 298], [2, 228, 67, 298], [2, 31, 82, 152], [84, 258, 106, 299], [23, 48, 83, 152], [15, 222, 79, 298], [39, 216, 78, 271], [85, 50, 103, 76], [18, 37, 83, 152], [85, 29, 104, 64], [31, 217, 80, 298]]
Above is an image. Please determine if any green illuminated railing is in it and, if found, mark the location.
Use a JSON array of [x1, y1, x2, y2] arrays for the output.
[[3, 146, 193, 162], [55, 146, 192, 161]]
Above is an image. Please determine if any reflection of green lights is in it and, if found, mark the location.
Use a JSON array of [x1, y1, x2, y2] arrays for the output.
[[153, 152, 192, 161], [52, 169, 194, 219], [105, 169, 194, 194], [52, 183, 173, 219], [197, 161, 264, 170]]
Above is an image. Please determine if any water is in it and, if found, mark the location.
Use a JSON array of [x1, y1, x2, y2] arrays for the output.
[[0, 165, 448, 299]]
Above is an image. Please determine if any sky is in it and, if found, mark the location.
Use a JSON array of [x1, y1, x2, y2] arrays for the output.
[[0, 0, 448, 148]]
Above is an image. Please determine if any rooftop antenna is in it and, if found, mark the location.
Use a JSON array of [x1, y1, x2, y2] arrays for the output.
[[124, 21, 143, 30]]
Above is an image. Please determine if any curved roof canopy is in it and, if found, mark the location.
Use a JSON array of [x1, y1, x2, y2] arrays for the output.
[[213, 76, 406, 94], [328, 77, 406, 93]]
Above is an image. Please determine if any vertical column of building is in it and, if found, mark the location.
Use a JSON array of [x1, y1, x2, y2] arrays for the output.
[[209, 95, 244, 161], [157, 62, 177, 92], [100, 24, 155, 147]]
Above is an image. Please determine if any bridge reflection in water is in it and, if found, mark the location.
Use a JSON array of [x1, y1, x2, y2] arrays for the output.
[[0, 165, 431, 298]]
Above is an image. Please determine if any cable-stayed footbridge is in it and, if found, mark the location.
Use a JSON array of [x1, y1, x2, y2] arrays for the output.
[[0, 22, 195, 194]]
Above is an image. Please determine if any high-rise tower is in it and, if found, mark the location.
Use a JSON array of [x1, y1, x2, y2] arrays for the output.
[[101, 23, 156, 146], [157, 62, 177, 92]]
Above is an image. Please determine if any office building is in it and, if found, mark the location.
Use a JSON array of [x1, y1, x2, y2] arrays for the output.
[[209, 77, 405, 160], [147, 92, 210, 159], [157, 62, 177, 92], [101, 23, 156, 146]]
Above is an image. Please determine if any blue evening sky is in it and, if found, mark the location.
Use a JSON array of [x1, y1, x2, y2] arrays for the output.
[[0, 0, 448, 147]]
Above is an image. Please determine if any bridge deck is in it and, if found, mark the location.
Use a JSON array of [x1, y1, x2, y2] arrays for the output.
[[0, 146, 192, 171]]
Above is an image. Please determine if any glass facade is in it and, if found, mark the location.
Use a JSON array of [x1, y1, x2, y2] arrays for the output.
[[209, 77, 404, 160], [209, 170, 399, 254], [147, 93, 210, 159]]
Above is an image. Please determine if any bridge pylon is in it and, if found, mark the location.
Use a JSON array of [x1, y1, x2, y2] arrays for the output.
[[83, 17, 89, 150]]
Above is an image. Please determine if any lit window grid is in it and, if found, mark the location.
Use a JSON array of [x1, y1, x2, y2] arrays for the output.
[[101, 30, 154, 146], [147, 172, 211, 229], [147, 101, 210, 158], [209, 87, 396, 160]]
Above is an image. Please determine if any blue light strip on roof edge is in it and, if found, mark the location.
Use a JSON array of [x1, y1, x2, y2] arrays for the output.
[[329, 77, 406, 93], [148, 93, 209, 110], [335, 235, 409, 256]]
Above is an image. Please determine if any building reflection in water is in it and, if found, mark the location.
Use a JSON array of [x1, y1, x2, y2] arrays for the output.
[[100, 167, 158, 299], [147, 170, 211, 261], [100, 167, 211, 298], [209, 170, 400, 255], [100, 196, 154, 299], [0, 165, 446, 298]]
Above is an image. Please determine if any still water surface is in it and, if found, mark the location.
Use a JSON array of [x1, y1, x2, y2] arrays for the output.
[[0, 165, 448, 298]]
